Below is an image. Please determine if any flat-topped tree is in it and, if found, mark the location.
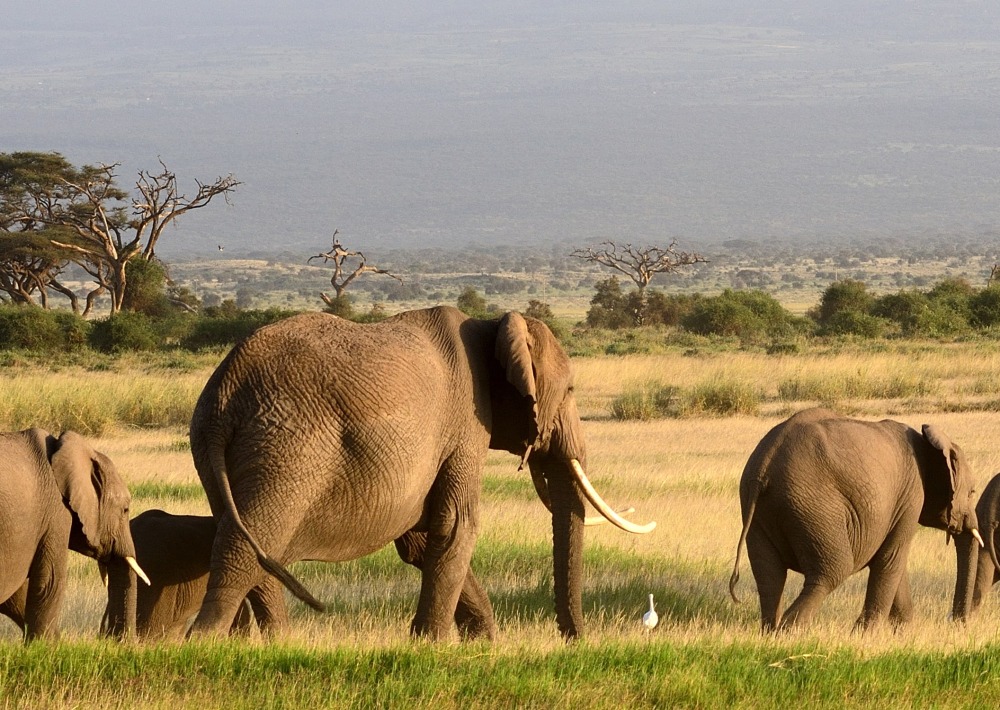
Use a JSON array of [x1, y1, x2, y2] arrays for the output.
[[571, 240, 707, 325]]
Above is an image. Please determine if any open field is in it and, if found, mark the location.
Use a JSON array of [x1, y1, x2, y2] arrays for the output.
[[2, 346, 1000, 705]]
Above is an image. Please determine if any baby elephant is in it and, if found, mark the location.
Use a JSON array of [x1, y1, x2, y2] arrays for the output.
[[104, 510, 267, 641], [105, 510, 497, 641], [730, 407, 983, 631]]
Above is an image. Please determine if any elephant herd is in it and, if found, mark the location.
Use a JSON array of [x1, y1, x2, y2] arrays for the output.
[[0, 305, 998, 643]]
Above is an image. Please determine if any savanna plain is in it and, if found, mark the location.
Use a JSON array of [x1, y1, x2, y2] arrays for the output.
[[3, 337, 1000, 708]]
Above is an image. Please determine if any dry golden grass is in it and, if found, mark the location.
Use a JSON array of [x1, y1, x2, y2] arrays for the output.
[[572, 343, 1000, 418], [6, 404, 1000, 655]]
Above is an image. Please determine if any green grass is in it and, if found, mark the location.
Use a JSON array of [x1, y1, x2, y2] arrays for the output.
[[3, 640, 999, 708], [610, 378, 760, 420], [130, 481, 206, 502]]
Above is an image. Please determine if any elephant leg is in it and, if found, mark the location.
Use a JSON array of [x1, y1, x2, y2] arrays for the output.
[[191, 519, 266, 637], [746, 530, 787, 631], [245, 577, 289, 637], [0, 582, 28, 632], [410, 460, 481, 640], [971, 547, 997, 612], [24, 544, 68, 641], [394, 530, 496, 641], [454, 571, 495, 641], [779, 577, 837, 630], [887, 572, 913, 628], [857, 538, 913, 631]]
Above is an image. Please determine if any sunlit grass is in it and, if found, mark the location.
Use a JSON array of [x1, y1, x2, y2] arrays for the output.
[[3, 346, 1000, 704]]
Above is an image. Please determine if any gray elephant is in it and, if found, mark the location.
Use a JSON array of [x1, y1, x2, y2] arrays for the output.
[[952, 472, 1000, 621], [0, 428, 148, 641], [103, 510, 262, 641], [104, 510, 495, 641], [730, 407, 982, 631], [187, 307, 653, 641]]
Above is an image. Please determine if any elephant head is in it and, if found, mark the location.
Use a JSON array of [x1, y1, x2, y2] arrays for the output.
[[49, 430, 149, 638], [918, 424, 986, 623], [491, 312, 654, 639]]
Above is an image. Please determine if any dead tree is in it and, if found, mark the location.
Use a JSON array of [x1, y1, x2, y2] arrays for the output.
[[308, 230, 402, 309], [570, 240, 707, 324]]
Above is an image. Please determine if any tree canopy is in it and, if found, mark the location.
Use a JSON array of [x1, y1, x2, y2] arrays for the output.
[[0, 151, 239, 314]]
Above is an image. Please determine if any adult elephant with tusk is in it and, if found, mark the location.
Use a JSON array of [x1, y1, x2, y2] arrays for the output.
[[952, 472, 1000, 622], [187, 306, 654, 641], [0, 428, 148, 641]]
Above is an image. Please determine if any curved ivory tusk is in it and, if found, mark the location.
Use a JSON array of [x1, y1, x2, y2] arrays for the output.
[[533, 467, 632, 526], [973, 528, 986, 548], [570, 459, 656, 534], [126, 556, 152, 586], [585, 507, 636, 526], [99, 563, 108, 588]]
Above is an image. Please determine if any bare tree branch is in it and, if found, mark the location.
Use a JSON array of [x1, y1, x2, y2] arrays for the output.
[[308, 230, 402, 304], [571, 240, 708, 325], [570, 240, 708, 290]]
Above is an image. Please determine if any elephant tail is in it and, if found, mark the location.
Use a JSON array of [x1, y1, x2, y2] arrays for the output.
[[729, 487, 760, 605], [209, 444, 327, 613]]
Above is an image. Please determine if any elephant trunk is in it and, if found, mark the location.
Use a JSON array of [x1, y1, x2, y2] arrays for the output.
[[952, 531, 979, 622], [103, 558, 138, 640], [545, 462, 586, 640]]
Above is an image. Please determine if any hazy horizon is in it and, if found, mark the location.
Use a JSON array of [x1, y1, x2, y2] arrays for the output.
[[4, 2, 1000, 259]]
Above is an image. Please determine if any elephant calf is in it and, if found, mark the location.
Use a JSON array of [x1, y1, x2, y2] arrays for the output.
[[104, 510, 497, 641], [730, 407, 983, 631], [104, 510, 268, 641]]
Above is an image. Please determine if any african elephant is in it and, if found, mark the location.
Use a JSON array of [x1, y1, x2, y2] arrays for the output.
[[729, 407, 982, 631], [187, 306, 653, 641], [952, 472, 1000, 621], [103, 510, 262, 641], [0, 428, 148, 641], [103, 510, 495, 641]]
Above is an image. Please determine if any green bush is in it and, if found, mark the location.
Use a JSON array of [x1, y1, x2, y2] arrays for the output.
[[181, 308, 300, 350], [970, 286, 1000, 328], [88, 312, 159, 353], [677, 380, 760, 417], [610, 379, 759, 419], [585, 277, 634, 329], [0, 305, 91, 352], [871, 290, 970, 338], [819, 310, 889, 338], [809, 279, 873, 326], [681, 290, 805, 343], [457, 287, 489, 318]]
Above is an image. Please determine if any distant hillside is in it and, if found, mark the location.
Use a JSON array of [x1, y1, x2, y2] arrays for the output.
[[6, 2, 1000, 257]]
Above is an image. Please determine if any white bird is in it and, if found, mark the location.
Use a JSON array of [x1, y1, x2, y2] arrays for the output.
[[642, 593, 658, 631]]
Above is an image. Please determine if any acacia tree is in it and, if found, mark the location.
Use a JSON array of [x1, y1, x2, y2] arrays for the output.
[[308, 230, 401, 312], [571, 240, 707, 325], [0, 151, 240, 314]]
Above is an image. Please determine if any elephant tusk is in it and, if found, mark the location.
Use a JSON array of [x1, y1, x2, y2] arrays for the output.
[[99, 563, 108, 588], [973, 528, 986, 548], [126, 556, 152, 586], [531, 467, 633, 526], [585, 507, 636, 527], [569, 459, 656, 534]]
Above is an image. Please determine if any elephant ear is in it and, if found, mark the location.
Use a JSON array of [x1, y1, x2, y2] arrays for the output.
[[922, 424, 957, 493], [51, 430, 102, 549], [495, 311, 540, 445]]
